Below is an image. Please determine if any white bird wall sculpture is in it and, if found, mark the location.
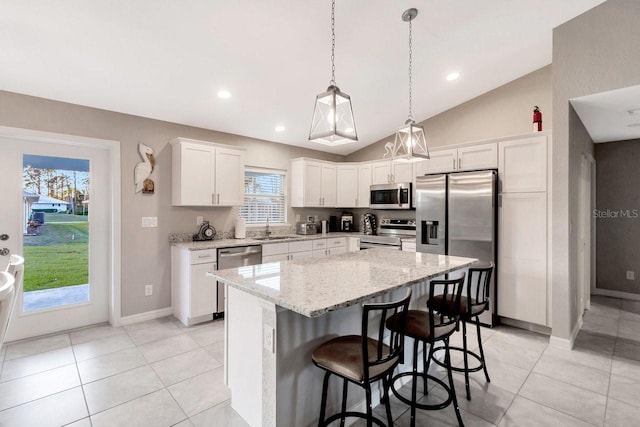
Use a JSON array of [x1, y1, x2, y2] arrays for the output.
[[134, 143, 155, 193]]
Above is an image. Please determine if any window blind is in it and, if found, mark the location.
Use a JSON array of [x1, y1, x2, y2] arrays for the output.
[[238, 169, 287, 224]]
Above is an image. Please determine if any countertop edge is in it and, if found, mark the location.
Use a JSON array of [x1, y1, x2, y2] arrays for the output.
[[212, 258, 477, 318]]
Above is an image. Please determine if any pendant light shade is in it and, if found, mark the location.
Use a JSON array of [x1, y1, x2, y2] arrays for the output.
[[309, 0, 357, 146], [309, 85, 357, 145], [392, 8, 429, 161], [394, 118, 429, 161]]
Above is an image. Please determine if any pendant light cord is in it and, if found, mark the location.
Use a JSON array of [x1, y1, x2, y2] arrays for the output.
[[408, 17, 413, 121], [330, 0, 336, 86]]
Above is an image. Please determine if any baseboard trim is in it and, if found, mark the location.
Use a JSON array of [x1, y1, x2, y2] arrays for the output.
[[549, 315, 583, 350], [118, 307, 174, 326], [593, 288, 640, 302]]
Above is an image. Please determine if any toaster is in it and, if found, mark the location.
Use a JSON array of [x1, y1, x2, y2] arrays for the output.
[[296, 222, 317, 235]]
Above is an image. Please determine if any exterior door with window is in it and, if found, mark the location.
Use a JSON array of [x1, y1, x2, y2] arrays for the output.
[[0, 134, 112, 341]]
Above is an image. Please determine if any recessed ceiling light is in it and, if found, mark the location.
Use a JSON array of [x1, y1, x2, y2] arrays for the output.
[[628, 108, 640, 116], [217, 90, 231, 99], [446, 72, 460, 81], [275, 125, 286, 132], [628, 123, 640, 128]]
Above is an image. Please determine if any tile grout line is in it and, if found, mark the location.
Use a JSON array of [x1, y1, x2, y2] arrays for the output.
[[70, 337, 93, 426]]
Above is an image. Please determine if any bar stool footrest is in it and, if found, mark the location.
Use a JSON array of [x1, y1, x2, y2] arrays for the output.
[[390, 372, 453, 411], [321, 411, 387, 427], [431, 345, 485, 373]]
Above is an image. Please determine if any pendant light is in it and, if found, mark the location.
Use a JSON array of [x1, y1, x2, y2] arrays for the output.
[[309, 0, 357, 146], [392, 8, 429, 161]]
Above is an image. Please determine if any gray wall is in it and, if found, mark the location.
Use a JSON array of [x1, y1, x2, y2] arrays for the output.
[[346, 65, 552, 162], [594, 139, 640, 294], [0, 90, 343, 317], [552, 0, 640, 339]]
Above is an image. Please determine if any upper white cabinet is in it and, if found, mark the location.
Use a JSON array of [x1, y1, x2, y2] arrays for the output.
[[171, 138, 245, 206], [291, 158, 337, 207], [371, 160, 414, 184], [498, 135, 547, 193], [416, 143, 497, 175], [336, 163, 371, 208]]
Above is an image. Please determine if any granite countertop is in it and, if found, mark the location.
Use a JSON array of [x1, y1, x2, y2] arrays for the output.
[[171, 232, 361, 251], [209, 249, 476, 318]]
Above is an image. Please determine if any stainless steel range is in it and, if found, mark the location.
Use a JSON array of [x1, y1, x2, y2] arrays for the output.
[[359, 218, 416, 250]]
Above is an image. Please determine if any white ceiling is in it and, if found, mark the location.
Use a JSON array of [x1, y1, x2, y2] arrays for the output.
[[0, 0, 606, 156], [571, 85, 640, 143]]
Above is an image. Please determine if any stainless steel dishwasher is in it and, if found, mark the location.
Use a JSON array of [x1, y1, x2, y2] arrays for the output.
[[216, 245, 262, 315]]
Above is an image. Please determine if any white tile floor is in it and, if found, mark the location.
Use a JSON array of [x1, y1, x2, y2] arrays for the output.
[[0, 295, 639, 426]]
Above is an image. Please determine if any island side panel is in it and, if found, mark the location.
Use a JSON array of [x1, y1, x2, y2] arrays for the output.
[[274, 283, 430, 427], [226, 285, 266, 427]]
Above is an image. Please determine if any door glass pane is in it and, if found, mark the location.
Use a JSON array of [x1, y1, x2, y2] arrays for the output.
[[22, 155, 90, 312]]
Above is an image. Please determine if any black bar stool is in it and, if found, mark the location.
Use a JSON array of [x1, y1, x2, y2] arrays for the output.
[[312, 289, 412, 427], [432, 264, 494, 400], [385, 275, 466, 427]]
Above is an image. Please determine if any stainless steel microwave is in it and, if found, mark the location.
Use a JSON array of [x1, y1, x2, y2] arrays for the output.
[[370, 182, 412, 209]]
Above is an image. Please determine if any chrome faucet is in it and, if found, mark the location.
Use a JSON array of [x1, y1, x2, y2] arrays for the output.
[[265, 213, 271, 238]]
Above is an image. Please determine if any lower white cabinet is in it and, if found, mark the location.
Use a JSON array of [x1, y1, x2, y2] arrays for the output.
[[171, 247, 218, 326], [497, 192, 548, 326], [262, 240, 313, 262], [313, 237, 347, 257], [401, 241, 416, 252], [348, 237, 360, 252]]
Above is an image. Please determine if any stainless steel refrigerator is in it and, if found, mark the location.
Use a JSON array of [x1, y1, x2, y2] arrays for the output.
[[416, 170, 498, 326]]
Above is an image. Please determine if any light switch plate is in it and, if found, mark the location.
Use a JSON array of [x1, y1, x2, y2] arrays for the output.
[[141, 217, 158, 228], [196, 216, 203, 225], [263, 325, 275, 353]]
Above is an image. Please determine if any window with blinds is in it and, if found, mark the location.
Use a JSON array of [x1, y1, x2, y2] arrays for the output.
[[239, 168, 287, 224]]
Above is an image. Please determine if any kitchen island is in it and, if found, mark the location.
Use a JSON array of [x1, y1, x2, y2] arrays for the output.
[[210, 248, 476, 427]]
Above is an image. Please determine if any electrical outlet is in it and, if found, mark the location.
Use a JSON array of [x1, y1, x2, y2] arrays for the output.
[[141, 217, 158, 228], [295, 214, 301, 222], [263, 325, 275, 353], [627, 271, 635, 280], [145, 284, 153, 296], [196, 216, 204, 225]]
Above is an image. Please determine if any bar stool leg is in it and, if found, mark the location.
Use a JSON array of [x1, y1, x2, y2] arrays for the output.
[[423, 340, 435, 395], [318, 371, 331, 427], [462, 320, 471, 400], [475, 318, 491, 383], [365, 384, 373, 427], [340, 378, 348, 427], [411, 339, 419, 427], [445, 338, 465, 427], [382, 374, 394, 426]]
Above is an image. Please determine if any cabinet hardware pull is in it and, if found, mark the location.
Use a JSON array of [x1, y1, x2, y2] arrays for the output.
[[458, 158, 461, 169], [217, 193, 220, 204], [212, 193, 215, 204]]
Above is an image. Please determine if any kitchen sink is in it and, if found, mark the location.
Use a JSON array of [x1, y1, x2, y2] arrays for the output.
[[253, 236, 295, 241]]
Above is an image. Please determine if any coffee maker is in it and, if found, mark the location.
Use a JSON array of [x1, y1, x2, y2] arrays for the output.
[[341, 212, 354, 232]]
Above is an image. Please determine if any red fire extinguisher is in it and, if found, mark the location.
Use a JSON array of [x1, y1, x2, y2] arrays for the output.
[[533, 106, 542, 132]]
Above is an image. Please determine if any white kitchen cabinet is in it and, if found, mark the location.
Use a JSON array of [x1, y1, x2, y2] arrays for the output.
[[497, 192, 548, 326], [171, 247, 218, 326], [171, 138, 245, 207], [262, 240, 313, 261], [371, 161, 392, 185], [401, 241, 416, 252], [312, 237, 346, 257], [457, 143, 498, 171], [498, 135, 547, 193], [337, 163, 372, 208], [416, 143, 497, 175], [291, 159, 337, 207], [348, 237, 360, 252], [371, 160, 414, 184]]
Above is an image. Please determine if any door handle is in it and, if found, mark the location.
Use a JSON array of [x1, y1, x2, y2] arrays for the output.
[[0, 248, 10, 256], [398, 188, 402, 207]]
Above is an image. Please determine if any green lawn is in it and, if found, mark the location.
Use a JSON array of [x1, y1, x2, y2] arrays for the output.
[[23, 221, 89, 292]]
